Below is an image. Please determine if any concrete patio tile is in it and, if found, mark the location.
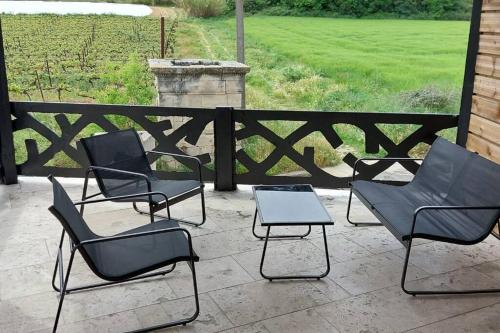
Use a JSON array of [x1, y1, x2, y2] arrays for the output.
[[135, 293, 233, 333], [390, 241, 499, 275], [60, 278, 176, 323], [42, 310, 142, 333], [327, 252, 429, 295], [315, 270, 500, 333], [0, 217, 60, 245], [406, 302, 500, 333], [232, 241, 328, 280], [0, 188, 11, 210], [192, 228, 268, 260], [342, 226, 406, 254], [0, 262, 54, 300], [208, 280, 331, 326], [205, 207, 255, 231], [309, 232, 372, 263], [0, 291, 60, 333], [404, 266, 500, 293], [474, 258, 500, 280], [165, 257, 254, 298], [219, 321, 270, 333], [222, 308, 339, 333], [481, 235, 500, 258], [17, 176, 81, 193], [307, 277, 351, 302], [0, 205, 54, 228], [0, 239, 51, 270]]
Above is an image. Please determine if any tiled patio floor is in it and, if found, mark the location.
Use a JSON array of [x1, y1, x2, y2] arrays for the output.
[[1, 177, 499, 333]]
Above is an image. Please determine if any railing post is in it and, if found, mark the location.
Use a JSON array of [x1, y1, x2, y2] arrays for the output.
[[456, 0, 482, 146], [214, 106, 236, 191], [0, 19, 17, 185]]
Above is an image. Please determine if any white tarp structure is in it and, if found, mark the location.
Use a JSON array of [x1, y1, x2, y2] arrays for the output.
[[0, 1, 152, 16]]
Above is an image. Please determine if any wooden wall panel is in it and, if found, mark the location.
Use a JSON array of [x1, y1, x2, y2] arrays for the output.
[[471, 95, 500, 121], [478, 34, 500, 55], [476, 54, 500, 77], [469, 114, 500, 143], [473, 75, 500, 99], [475, 0, 500, 239], [467, 1, 500, 177], [482, 0, 500, 11], [480, 12, 500, 33], [466, 133, 500, 163]]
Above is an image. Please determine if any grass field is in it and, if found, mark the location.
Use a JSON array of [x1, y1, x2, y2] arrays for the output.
[[180, 16, 469, 112], [177, 16, 468, 165], [3, 14, 469, 171]]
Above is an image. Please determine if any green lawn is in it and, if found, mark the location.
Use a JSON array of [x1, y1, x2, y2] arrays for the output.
[[182, 16, 469, 113]]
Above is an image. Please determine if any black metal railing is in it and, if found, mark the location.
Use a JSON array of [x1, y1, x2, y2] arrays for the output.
[[233, 109, 458, 188], [9, 101, 458, 189]]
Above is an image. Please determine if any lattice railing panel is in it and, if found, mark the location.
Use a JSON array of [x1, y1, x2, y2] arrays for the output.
[[11, 102, 216, 180], [233, 110, 458, 188]]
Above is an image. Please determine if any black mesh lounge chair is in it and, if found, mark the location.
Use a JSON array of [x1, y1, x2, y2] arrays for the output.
[[346, 138, 500, 296], [48, 175, 199, 332], [79, 129, 206, 226]]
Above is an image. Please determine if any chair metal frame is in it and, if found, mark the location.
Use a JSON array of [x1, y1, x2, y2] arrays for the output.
[[346, 157, 500, 296], [49, 189, 200, 333], [80, 150, 206, 227], [401, 205, 500, 296]]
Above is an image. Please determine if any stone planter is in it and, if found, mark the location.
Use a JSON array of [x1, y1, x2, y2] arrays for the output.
[[148, 59, 250, 164]]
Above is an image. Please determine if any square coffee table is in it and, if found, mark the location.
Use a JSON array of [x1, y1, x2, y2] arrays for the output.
[[252, 184, 333, 281]]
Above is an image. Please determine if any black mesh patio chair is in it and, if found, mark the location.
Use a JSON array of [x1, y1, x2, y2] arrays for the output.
[[48, 175, 199, 332], [346, 138, 500, 296], [79, 129, 206, 226]]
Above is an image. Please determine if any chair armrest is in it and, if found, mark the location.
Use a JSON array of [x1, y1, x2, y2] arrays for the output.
[[146, 150, 203, 183], [351, 157, 423, 182], [410, 205, 500, 236], [73, 191, 169, 206], [74, 226, 195, 258], [86, 165, 152, 192]]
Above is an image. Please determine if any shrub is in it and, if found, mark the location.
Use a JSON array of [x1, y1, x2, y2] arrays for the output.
[[282, 64, 313, 82], [400, 86, 458, 110], [96, 53, 155, 106], [174, 0, 226, 17]]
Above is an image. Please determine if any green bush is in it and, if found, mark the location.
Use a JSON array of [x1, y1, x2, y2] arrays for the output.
[[96, 53, 155, 106], [400, 86, 458, 110], [174, 0, 226, 17]]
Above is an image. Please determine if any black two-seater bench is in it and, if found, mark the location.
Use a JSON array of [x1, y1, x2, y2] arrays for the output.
[[347, 138, 500, 296]]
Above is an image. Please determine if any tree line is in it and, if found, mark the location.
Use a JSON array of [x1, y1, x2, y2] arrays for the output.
[[227, 0, 472, 20]]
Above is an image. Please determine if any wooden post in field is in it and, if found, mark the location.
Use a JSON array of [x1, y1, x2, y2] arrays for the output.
[[160, 16, 165, 58], [236, 0, 245, 64], [235, 0, 245, 108]]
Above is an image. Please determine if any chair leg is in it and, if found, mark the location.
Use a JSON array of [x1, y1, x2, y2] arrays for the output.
[[401, 239, 500, 296], [53, 248, 75, 333], [346, 187, 382, 227], [127, 260, 200, 333], [51, 230, 65, 292], [79, 174, 89, 216]]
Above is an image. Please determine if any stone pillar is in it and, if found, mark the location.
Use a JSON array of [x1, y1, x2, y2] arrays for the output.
[[148, 59, 250, 161]]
